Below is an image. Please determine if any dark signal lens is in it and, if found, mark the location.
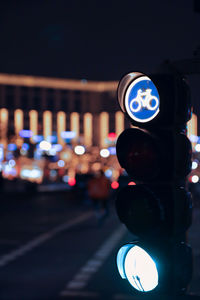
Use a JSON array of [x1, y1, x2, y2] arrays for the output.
[[116, 128, 160, 181]]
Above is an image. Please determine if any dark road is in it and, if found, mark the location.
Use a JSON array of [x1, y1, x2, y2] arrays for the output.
[[0, 190, 199, 300]]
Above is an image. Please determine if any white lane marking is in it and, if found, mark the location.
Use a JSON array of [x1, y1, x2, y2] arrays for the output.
[[60, 225, 126, 296], [0, 211, 93, 267]]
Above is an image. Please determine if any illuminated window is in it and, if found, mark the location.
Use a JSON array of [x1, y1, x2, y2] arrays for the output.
[[0, 108, 8, 144], [187, 113, 197, 149], [14, 109, 23, 135], [29, 110, 38, 140], [43, 111, 52, 141], [57, 111, 66, 145], [70, 112, 79, 140], [100, 112, 109, 147], [115, 111, 124, 137], [83, 113, 92, 147]]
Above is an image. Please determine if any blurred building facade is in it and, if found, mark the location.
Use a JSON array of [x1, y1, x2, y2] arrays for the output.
[[0, 73, 129, 147], [0, 73, 198, 186]]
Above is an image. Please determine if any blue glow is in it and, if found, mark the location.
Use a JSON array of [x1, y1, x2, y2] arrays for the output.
[[63, 175, 69, 183], [0, 146, 4, 162], [108, 147, 116, 155], [34, 149, 42, 159], [39, 141, 51, 151], [52, 144, 63, 152], [189, 134, 199, 143], [117, 244, 134, 279], [47, 135, 57, 143], [4, 163, 17, 176], [58, 160, 65, 167], [22, 143, 30, 151], [32, 135, 43, 143], [61, 131, 76, 139], [105, 169, 112, 178], [6, 152, 14, 160], [8, 159, 16, 167], [7, 144, 17, 151], [19, 130, 33, 138]]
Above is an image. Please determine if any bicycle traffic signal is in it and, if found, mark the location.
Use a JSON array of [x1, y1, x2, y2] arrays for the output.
[[115, 71, 193, 295]]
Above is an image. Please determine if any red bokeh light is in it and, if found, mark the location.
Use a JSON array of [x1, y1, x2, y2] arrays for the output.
[[111, 181, 119, 189], [108, 132, 117, 141], [68, 178, 76, 186], [128, 181, 136, 185]]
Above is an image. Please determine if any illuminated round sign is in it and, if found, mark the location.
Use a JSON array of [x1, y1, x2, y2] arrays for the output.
[[124, 245, 158, 292], [117, 244, 158, 292], [125, 76, 160, 123]]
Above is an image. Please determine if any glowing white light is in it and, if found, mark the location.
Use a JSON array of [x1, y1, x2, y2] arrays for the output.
[[189, 134, 199, 143], [61, 131, 76, 139], [192, 175, 199, 183], [52, 144, 63, 152], [192, 161, 198, 170], [31, 169, 41, 179], [100, 148, 110, 158], [8, 159, 16, 167], [48, 148, 57, 156], [21, 168, 42, 179], [58, 160, 65, 167], [39, 140, 51, 151], [125, 245, 158, 292], [117, 244, 158, 292], [74, 145, 85, 155], [195, 144, 200, 152], [3, 163, 17, 176], [21, 169, 29, 178]]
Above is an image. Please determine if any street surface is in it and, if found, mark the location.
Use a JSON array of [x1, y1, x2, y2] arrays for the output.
[[0, 189, 199, 300]]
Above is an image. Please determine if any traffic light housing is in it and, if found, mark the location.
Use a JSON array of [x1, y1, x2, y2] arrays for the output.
[[115, 71, 193, 295]]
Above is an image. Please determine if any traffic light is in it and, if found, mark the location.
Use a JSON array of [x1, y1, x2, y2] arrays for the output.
[[115, 72, 193, 295]]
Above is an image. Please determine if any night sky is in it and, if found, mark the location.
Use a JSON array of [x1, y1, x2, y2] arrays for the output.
[[0, 0, 199, 81]]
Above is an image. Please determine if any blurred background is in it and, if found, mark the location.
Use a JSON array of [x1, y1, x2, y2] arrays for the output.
[[0, 1, 200, 299]]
